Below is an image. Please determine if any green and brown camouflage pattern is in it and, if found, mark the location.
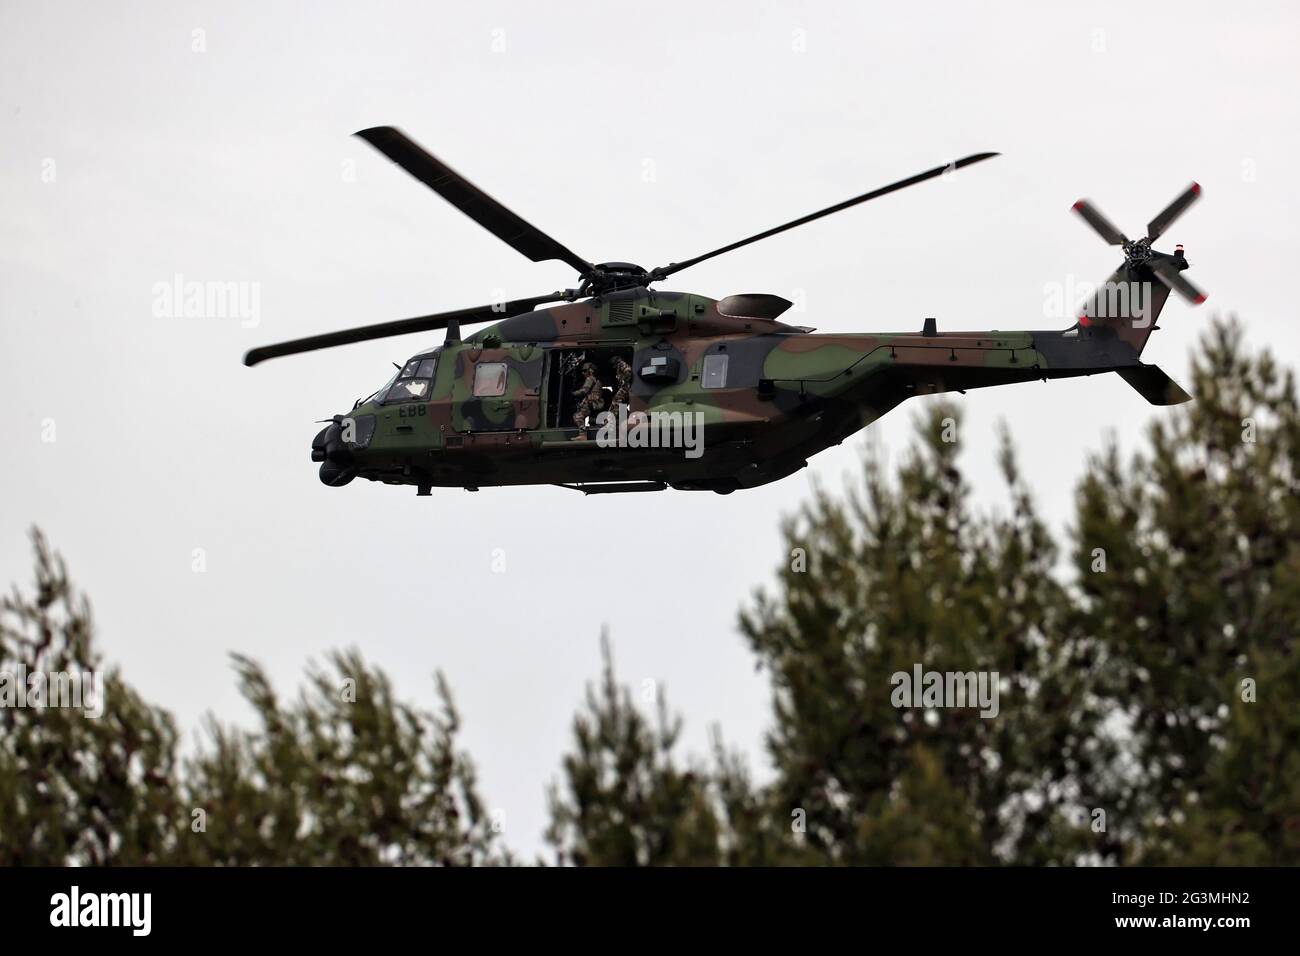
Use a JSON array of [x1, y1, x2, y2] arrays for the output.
[[313, 279, 1189, 495]]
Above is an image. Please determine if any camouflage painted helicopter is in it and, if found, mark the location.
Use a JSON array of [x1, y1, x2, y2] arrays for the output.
[[246, 126, 1205, 495]]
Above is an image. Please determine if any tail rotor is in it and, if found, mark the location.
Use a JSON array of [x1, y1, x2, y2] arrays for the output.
[[1072, 182, 1207, 306]]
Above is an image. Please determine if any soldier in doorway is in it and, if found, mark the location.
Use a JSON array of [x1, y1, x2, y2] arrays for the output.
[[610, 354, 633, 410], [572, 361, 605, 434]]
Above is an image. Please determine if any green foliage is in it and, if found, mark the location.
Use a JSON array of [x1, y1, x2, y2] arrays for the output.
[[0, 530, 181, 865], [545, 634, 725, 865], [736, 407, 1103, 864], [183, 654, 497, 865], [0, 532, 499, 866], [1073, 320, 1300, 863]]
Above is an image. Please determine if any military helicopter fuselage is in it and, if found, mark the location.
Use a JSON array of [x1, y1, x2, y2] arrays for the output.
[[252, 127, 1206, 495], [309, 280, 1187, 496]]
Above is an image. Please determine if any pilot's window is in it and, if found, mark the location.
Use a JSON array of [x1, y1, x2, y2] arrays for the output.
[[473, 362, 508, 397], [382, 351, 438, 404], [386, 379, 429, 402], [701, 353, 729, 389]]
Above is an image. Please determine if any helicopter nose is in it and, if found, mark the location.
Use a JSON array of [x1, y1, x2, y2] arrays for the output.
[[310, 424, 331, 462], [311, 420, 355, 486]]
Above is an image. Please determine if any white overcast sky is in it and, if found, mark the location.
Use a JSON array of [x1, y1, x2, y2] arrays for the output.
[[2, 1, 1297, 858]]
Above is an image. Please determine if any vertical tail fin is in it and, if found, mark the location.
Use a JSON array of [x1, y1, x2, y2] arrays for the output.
[[1076, 263, 1173, 357]]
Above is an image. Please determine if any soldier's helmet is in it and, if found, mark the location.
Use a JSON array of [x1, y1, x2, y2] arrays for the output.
[[582, 362, 596, 373]]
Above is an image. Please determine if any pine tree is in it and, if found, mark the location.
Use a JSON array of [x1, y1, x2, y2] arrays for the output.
[[1072, 319, 1300, 863], [737, 407, 1104, 864], [0, 530, 500, 866], [182, 653, 498, 865], [0, 529, 182, 865], [546, 634, 729, 865]]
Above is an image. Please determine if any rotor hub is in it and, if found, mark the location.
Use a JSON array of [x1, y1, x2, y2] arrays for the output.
[[1122, 236, 1153, 267], [583, 262, 651, 295]]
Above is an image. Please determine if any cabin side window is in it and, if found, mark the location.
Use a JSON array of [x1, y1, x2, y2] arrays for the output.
[[701, 353, 729, 389], [473, 362, 508, 397]]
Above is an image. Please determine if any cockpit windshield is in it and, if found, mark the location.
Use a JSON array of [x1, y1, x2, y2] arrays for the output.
[[365, 352, 438, 405]]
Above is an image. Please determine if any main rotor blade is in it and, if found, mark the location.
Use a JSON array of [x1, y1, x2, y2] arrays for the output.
[[1146, 182, 1201, 241], [648, 152, 999, 280], [1071, 199, 1127, 246], [1150, 258, 1207, 305], [355, 126, 594, 276], [243, 293, 565, 366]]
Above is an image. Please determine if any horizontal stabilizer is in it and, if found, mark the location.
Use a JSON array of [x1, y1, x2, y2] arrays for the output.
[[1116, 364, 1192, 406]]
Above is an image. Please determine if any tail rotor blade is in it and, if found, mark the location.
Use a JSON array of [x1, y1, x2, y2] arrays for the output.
[[1147, 182, 1201, 241], [1071, 200, 1127, 245], [1151, 258, 1207, 305]]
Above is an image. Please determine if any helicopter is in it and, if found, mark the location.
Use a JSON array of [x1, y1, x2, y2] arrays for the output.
[[245, 126, 1206, 496]]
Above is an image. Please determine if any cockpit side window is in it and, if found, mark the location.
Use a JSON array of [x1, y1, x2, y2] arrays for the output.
[[382, 352, 438, 404]]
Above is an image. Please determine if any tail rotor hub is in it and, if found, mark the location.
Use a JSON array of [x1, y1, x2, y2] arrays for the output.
[[1122, 237, 1153, 267]]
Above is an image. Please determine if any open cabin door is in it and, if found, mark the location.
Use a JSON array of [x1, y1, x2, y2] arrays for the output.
[[451, 346, 545, 432]]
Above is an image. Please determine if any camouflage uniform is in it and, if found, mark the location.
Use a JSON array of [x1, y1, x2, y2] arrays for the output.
[[572, 363, 605, 429], [611, 355, 633, 408]]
